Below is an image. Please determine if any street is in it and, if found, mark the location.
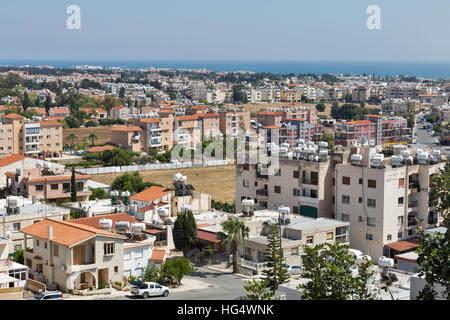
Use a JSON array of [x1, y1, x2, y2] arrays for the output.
[[105, 267, 250, 300], [411, 113, 450, 155]]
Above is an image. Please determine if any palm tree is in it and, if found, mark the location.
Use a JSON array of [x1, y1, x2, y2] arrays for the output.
[[67, 133, 77, 151], [88, 133, 98, 146], [218, 217, 249, 273]]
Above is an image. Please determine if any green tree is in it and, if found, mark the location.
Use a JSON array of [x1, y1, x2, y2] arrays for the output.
[[315, 103, 326, 112], [243, 279, 274, 300], [218, 217, 249, 273], [415, 163, 450, 300], [298, 242, 376, 300], [67, 133, 78, 150], [12, 249, 24, 264], [22, 92, 31, 111], [262, 224, 289, 296], [173, 210, 197, 257], [65, 115, 80, 128], [44, 96, 53, 114], [89, 188, 106, 200], [119, 87, 125, 98], [88, 133, 98, 146], [71, 167, 77, 202], [110, 172, 163, 194], [322, 133, 334, 150], [159, 258, 196, 287]]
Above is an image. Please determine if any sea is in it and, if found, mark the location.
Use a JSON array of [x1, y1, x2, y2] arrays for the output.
[[1, 60, 450, 79]]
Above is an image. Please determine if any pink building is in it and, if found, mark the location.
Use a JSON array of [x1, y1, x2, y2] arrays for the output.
[[110, 126, 143, 152], [335, 120, 376, 147]]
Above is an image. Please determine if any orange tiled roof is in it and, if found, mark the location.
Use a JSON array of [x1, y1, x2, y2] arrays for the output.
[[69, 212, 139, 231], [177, 115, 198, 121], [86, 146, 115, 153], [20, 218, 124, 247], [130, 186, 171, 203], [4, 113, 24, 119], [345, 120, 374, 125], [139, 118, 161, 123], [384, 237, 421, 252], [39, 120, 63, 127], [149, 249, 166, 262], [111, 126, 142, 132], [264, 125, 281, 129], [258, 111, 283, 115], [50, 108, 70, 114], [196, 113, 219, 118], [0, 154, 27, 167]]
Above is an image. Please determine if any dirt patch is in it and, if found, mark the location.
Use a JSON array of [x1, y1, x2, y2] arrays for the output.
[[91, 165, 237, 203], [63, 127, 112, 146]]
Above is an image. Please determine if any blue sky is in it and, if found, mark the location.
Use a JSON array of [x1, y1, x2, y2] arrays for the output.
[[0, 0, 449, 61]]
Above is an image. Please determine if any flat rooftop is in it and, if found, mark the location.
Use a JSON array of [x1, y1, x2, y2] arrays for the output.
[[0, 198, 69, 216]]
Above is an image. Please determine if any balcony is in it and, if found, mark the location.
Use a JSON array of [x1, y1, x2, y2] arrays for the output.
[[256, 172, 268, 180], [256, 189, 268, 196], [299, 195, 319, 205], [67, 263, 98, 273], [335, 234, 349, 244], [25, 148, 40, 153], [237, 258, 268, 271], [150, 127, 162, 132], [301, 178, 318, 186]]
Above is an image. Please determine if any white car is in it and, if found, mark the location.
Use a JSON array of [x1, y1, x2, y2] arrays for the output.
[[131, 282, 170, 298], [284, 265, 304, 275]]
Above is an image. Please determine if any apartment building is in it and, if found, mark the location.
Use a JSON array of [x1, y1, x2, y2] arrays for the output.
[[6, 166, 92, 203], [381, 98, 418, 114], [158, 111, 175, 151], [335, 146, 446, 261], [0, 196, 70, 255], [21, 219, 125, 291], [196, 113, 220, 140], [257, 106, 318, 127], [174, 115, 201, 149], [110, 126, 143, 152], [218, 108, 251, 136], [138, 118, 162, 152], [335, 120, 376, 147], [235, 154, 334, 219], [38, 120, 63, 158], [48, 107, 70, 118]]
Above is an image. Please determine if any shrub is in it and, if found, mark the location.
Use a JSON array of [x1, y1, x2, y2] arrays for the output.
[[89, 286, 93, 291], [98, 282, 106, 289]]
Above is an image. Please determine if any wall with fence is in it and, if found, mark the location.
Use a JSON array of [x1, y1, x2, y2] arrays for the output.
[[76, 160, 229, 175]]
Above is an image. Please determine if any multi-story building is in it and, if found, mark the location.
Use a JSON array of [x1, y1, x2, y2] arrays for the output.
[[138, 118, 162, 152], [173, 115, 201, 150], [335, 120, 376, 147], [21, 218, 125, 291], [0, 196, 70, 254], [6, 167, 92, 203], [196, 113, 220, 140], [218, 108, 251, 136], [110, 126, 143, 152], [381, 98, 418, 114], [48, 107, 70, 118], [38, 120, 63, 158]]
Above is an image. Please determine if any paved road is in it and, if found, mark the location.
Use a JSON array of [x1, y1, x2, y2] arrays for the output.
[[410, 113, 450, 155], [106, 267, 249, 300]]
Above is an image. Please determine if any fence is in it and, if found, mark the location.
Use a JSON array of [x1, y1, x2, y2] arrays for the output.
[[76, 160, 229, 175]]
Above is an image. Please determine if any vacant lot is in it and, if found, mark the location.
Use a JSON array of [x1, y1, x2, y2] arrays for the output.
[[230, 102, 382, 119], [92, 165, 237, 203], [63, 127, 112, 146]]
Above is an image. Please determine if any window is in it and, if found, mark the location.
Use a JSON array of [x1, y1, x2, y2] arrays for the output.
[[274, 186, 281, 194], [398, 178, 405, 187], [293, 206, 299, 214], [398, 197, 404, 205], [14, 244, 22, 251], [398, 232, 403, 239], [13, 222, 22, 232], [293, 188, 300, 197], [134, 250, 143, 258], [54, 244, 59, 257], [51, 184, 58, 190], [342, 195, 350, 204], [368, 180, 376, 188], [326, 232, 333, 241], [306, 236, 314, 244], [365, 233, 374, 240], [104, 243, 115, 255], [367, 199, 376, 208], [367, 217, 376, 226], [274, 169, 281, 176], [36, 185, 44, 191], [36, 240, 40, 246], [243, 164, 249, 171], [341, 214, 350, 222], [387, 234, 392, 241], [398, 216, 404, 224], [44, 243, 47, 249], [359, 197, 362, 203], [332, 178, 335, 186], [342, 176, 350, 185], [332, 196, 335, 204], [114, 266, 119, 273], [124, 253, 131, 261], [359, 178, 363, 184], [293, 170, 299, 179], [243, 179, 249, 187], [291, 247, 299, 255], [358, 216, 363, 222]]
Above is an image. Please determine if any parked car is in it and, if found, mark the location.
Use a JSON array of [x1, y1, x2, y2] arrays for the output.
[[131, 282, 170, 298], [284, 265, 304, 275], [28, 291, 63, 300]]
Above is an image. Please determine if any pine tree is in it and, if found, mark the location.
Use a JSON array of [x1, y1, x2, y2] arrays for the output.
[[262, 224, 289, 296], [173, 210, 197, 257], [71, 167, 77, 202], [22, 92, 31, 111]]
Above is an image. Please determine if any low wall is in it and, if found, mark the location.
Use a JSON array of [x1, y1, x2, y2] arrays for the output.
[[27, 279, 46, 293], [0, 287, 24, 300]]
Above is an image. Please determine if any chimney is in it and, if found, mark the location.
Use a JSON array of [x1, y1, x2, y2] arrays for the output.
[[47, 226, 54, 240]]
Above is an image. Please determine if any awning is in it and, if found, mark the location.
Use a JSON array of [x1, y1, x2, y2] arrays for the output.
[[384, 237, 421, 252], [197, 230, 221, 244]]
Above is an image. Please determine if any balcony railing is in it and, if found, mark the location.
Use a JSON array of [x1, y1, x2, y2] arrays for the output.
[[302, 178, 318, 186], [299, 195, 319, 205], [256, 172, 268, 180], [237, 258, 268, 271], [256, 189, 268, 196], [335, 234, 349, 244]]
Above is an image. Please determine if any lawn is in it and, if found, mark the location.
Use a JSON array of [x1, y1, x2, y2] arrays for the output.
[[91, 165, 237, 203]]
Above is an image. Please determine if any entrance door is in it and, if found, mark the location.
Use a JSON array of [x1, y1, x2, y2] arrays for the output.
[[98, 268, 109, 286]]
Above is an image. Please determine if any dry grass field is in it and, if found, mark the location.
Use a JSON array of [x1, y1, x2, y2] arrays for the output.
[[92, 165, 237, 203], [229, 102, 382, 119], [63, 127, 112, 146]]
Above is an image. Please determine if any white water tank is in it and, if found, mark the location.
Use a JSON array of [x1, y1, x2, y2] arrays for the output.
[[417, 152, 429, 162], [318, 141, 328, 148], [319, 150, 328, 157], [44, 162, 51, 169], [115, 221, 130, 229], [180, 204, 191, 213], [121, 191, 131, 197], [356, 255, 372, 264], [391, 155, 403, 165], [110, 190, 119, 197], [6, 196, 18, 209], [378, 256, 394, 268], [348, 249, 363, 257], [158, 207, 169, 217], [430, 149, 441, 157], [131, 222, 146, 232], [297, 139, 305, 145], [99, 218, 113, 229], [350, 154, 363, 162], [280, 143, 289, 149], [173, 173, 183, 182]]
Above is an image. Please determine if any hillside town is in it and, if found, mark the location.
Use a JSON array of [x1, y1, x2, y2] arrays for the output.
[[0, 65, 448, 301]]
